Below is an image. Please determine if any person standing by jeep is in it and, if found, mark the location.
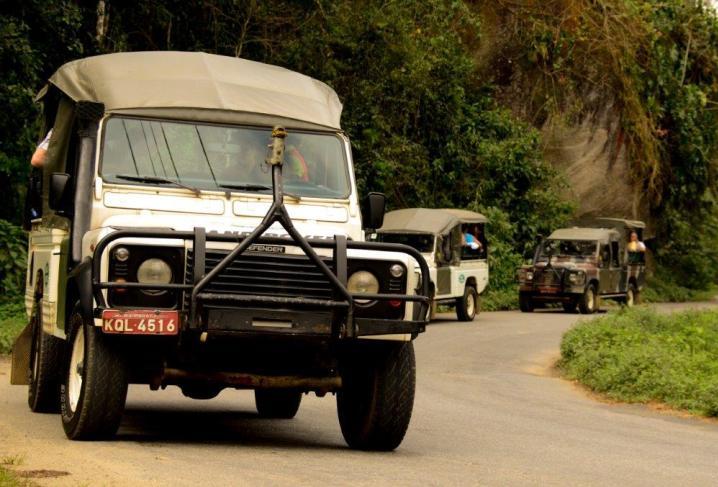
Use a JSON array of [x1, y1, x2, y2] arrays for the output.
[[627, 231, 646, 253]]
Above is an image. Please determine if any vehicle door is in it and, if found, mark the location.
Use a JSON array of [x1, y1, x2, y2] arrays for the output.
[[597, 243, 612, 294], [434, 230, 453, 298], [28, 96, 76, 338], [609, 239, 622, 293]]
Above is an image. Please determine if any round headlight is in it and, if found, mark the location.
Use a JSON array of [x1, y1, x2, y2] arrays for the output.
[[114, 247, 130, 262], [348, 270, 380, 304], [390, 264, 405, 278], [137, 258, 172, 295], [568, 271, 585, 285], [526, 271, 534, 281]]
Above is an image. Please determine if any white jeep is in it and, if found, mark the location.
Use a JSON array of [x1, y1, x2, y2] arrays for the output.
[[11, 52, 429, 451], [375, 208, 489, 321]]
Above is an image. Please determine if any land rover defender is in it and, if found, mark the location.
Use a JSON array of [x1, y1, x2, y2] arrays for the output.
[[517, 219, 646, 314], [11, 52, 430, 451]]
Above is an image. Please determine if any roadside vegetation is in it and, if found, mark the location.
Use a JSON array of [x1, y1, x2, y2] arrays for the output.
[[559, 307, 718, 417]]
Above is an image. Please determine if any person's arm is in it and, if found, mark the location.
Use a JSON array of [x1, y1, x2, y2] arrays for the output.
[[31, 130, 52, 168]]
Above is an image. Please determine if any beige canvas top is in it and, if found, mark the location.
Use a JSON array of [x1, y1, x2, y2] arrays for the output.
[[549, 227, 620, 243], [42, 51, 343, 130], [378, 208, 487, 235]]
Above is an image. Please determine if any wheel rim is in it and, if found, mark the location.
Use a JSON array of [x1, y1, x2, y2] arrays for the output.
[[68, 325, 85, 413], [466, 293, 475, 317]]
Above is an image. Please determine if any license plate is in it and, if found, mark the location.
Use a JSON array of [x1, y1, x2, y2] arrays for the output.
[[101, 309, 179, 335], [538, 286, 558, 294]]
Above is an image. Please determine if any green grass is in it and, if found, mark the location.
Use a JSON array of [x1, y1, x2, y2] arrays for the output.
[[0, 300, 26, 355], [559, 307, 718, 416], [0, 455, 33, 487], [641, 275, 717, 304]]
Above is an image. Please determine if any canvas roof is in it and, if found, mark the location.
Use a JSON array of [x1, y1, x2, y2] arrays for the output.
[[549, 227, 620, 243], [378, 208, 487, 235], [574, 216, 646, 230], [40, 51, 343, 130]]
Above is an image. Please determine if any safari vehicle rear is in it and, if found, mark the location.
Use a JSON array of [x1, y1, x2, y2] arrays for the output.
[[517, 219, 646, 314], [375, 208, 489, 321], [11, 52, 430, 451]]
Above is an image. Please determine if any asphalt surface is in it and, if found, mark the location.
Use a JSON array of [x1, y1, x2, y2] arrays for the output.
[[2, 304, 718, 486]]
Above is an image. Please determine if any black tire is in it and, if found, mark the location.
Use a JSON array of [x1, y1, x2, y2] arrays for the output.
[[519, 292, 534, 313], [61, 307, 128, 440], [181, 384, 223, 400], [337, 341, 415, 451], [255, 389, 302, 418], [562, 299, 578, 313], [27, 299, 64, 413], [578, 284, 598, 314], [456, 285, 478, 322]]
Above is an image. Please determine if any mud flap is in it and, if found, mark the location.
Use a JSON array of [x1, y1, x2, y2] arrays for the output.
[[10, 322, 32, 385]]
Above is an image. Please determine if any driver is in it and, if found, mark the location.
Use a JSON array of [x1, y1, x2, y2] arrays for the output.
[[285, 144, 309, 182]]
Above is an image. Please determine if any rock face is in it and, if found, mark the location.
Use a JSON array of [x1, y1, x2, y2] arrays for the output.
[[542, 103, 651, 230]]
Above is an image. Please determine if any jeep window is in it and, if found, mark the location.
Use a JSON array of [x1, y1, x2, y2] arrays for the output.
[[377, 233, 434, 253], [100, 117, 351, 199], [611, 241, 620, 267], [536, 239, 597, 263]]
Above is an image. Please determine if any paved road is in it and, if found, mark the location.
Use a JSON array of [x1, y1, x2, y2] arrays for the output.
[[2, 304, 718, 486]]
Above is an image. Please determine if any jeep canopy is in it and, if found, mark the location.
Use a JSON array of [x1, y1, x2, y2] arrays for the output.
[[38, 51, 343, 130], [549, 227, 620, 243], [378, 208, 488, 236]]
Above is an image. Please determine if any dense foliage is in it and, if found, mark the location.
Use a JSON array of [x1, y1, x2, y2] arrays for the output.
[[560, 307, 718, 416], [482, 0, 718, 290], [1, 0, 718, 308], [0, 0, 574, 307]]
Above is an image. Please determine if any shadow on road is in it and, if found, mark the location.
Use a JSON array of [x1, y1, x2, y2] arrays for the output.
[[116, 406, 346, 451]]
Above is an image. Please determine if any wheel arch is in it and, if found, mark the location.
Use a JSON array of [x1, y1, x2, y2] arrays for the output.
[[67, 258, 94, 325]]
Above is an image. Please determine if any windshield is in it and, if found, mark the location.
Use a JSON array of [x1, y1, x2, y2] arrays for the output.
[[378, 233, 435, 253], [100, 117, 351, 199], [536, 239, 597, 263]]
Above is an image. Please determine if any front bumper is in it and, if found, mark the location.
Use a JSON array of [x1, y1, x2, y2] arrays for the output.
[[91, 228, 430, 339]]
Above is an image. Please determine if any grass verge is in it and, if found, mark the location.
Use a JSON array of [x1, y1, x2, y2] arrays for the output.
[[0, 300, 26, 355], [559, 307, 718, 417], [641, 275, 717, 303]]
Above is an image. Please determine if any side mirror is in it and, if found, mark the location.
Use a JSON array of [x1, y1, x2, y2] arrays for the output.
[[49, 173, 71, 212], [362, 192, 386, 230]]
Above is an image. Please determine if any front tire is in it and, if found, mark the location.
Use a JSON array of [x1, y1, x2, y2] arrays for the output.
[[578, 284, 598, 314], [337, 342, 415, 451], [519, 292, 534, 313], [61, 308, 128, 440], [255, 389, 302, 418], [562, 299, 578, 313], [28, 299, 63, 413], [456, 286, 478, 321]]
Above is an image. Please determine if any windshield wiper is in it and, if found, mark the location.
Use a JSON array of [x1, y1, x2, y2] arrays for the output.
[[219, 183, 272, 191], [219, 183, 301, 200], [114, 174, 201, 196]]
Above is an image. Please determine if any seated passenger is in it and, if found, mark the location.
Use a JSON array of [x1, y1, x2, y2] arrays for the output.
[[463, 226, 482, 251]]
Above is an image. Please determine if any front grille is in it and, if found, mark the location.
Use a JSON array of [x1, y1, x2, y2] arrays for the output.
[[536, 269, 561, 286], [186, 249, 336, 302]]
